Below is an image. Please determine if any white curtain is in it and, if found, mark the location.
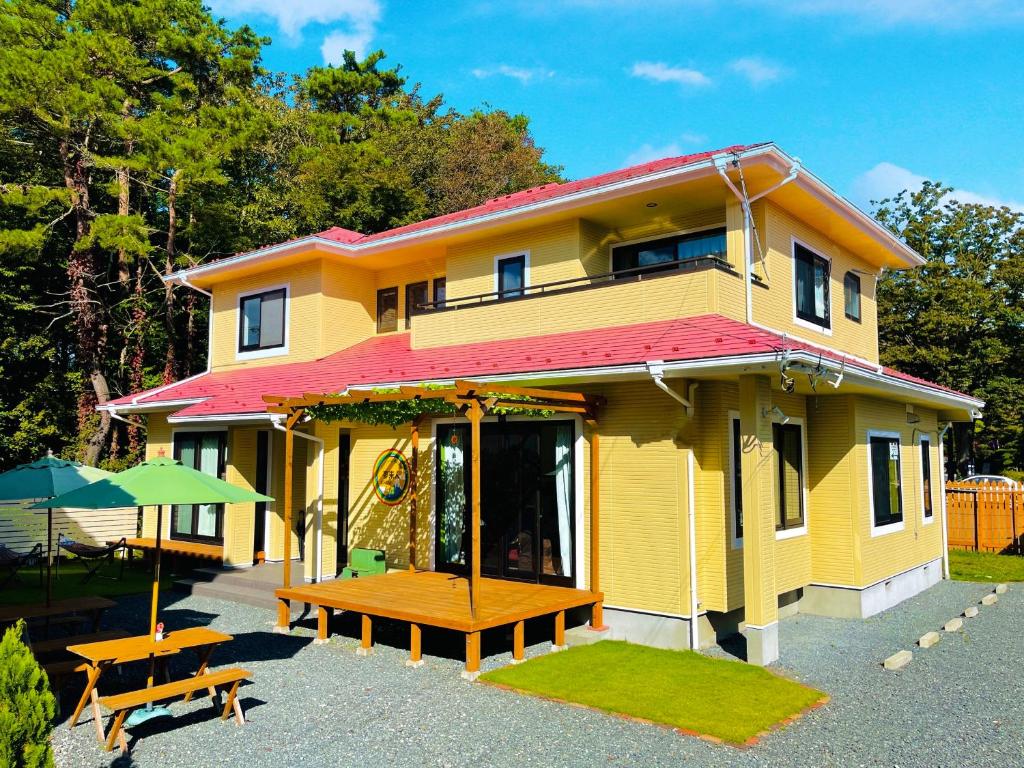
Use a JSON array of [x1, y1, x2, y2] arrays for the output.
[[196, 434, 220, 537], [441, 429, 466, 566], [175, 442, 195, 535], [554, 424, 573, 578]]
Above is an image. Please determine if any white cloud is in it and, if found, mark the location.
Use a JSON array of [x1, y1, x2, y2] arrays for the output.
[[630, 61, 711, 87], [471, 64, 554, 84], [209, 0, 380, 63], [756, 0, 1024, 27], [851, 162, 1024, 211], [623, 134, 708, 166], [729, 56, 785, 86]]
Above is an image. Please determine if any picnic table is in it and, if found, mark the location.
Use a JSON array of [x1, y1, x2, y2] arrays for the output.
[[67, 626, 234, 744], [0, 595, 116, 634]]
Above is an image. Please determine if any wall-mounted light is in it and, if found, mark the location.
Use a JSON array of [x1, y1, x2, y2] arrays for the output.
[[906, 404, 921, 424], [763, 405, 790, 424]]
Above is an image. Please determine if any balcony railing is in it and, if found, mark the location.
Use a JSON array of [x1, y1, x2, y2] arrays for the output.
[[416, 254, 734, 313]]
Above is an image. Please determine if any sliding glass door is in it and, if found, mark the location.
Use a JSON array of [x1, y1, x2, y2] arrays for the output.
[[172, 431, 227, 543]]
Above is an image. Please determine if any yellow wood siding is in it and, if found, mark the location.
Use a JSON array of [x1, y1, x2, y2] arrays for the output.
[[770, 390, 811, 597], [413, 269, 717, 348], [141, 413, 173, 538], [693, 382, 729, 613], [320, 261, 377, 354], [853, 397, 943, 586], [752, 201, 879, 363], [209, 258, 324, 371], [223, 427, 257, 567]]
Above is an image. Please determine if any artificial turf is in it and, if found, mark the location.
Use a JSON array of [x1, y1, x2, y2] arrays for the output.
[[949, 548, 1024, 582], [480, 640, 825, 744], [0, 559, 170, 605]]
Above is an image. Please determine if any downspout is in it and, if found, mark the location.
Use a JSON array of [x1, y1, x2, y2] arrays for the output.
[[938, 422, 952, 579], [273, 418, 326, 583], [648, 362, 700, 648], [715, 158, 800, 325]]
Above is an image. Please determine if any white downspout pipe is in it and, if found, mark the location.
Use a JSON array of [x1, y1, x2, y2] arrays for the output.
[[648, 362, 700, 649], [273, 418, 326, 583], [938, 422, 952, 579], [715, 158, 800, 326]]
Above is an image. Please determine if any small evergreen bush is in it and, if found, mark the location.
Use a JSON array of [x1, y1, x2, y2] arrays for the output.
[[0, 621, 55, 768]]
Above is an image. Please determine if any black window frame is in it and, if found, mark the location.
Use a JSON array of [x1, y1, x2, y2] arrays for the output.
[[376, 286, 398, 333], [171, 431, 228, 544], [844, 271, 862, 322], [405, 281, 428, 330], [773, 422, 805, 532], [497, 255, 526, 299], [920, 438, 933, 519], [869, 434, 904, 528], [611, 227, 727, 278], [433, 277, 446, 308], [794, 243, 831, 329], [731, 417, 743, 541], [238, 287, 286, 353]]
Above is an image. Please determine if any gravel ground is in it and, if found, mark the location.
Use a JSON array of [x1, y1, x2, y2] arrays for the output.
[[51, 579, 1023, 768]]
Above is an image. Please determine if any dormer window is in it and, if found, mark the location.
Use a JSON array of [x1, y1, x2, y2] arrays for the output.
[[612, 228, 726, 278], [794, 243, 830, 329], [238, 287, 286, 354]]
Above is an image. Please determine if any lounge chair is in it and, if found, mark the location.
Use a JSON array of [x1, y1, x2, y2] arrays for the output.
[[0, 542, 43, 588], [56, 534, 127, 583]]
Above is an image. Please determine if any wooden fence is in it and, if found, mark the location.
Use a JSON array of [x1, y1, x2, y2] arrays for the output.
[[0, 501, 138, 553], [946, 481, 1024, 554]]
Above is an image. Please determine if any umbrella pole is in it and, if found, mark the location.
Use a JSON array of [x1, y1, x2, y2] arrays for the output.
[[148, 504, 162, 691], [46, 507, 53, 608]]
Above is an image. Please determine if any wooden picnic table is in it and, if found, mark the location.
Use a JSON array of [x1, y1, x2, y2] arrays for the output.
[[66, 626, 233, 742], [0, 595, 116, 634]]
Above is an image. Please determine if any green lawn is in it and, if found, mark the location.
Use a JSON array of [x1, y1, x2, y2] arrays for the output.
[[0, 559, 170, 605], [480, 640, 826, 744], [949, 548, 1024, 582]]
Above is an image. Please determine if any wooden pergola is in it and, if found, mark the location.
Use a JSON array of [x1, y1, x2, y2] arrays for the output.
[[263, 380, 607, 643]]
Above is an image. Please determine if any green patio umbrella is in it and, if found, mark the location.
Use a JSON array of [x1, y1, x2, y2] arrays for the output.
[[0, 450, 112, 606], [34, 454, 272, 723]]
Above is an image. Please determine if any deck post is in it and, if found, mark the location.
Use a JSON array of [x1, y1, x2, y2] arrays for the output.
[[409, 417, 420, 572], [469, 400, 483, 619], [512, 620, 525, 664], [587, 421, 607, 631], [463, 631, 481, 680], [552, 610, 567, 651], [315, 606, 332, 644], [357, 614, 374, 656], [407, 623, 424, 668]]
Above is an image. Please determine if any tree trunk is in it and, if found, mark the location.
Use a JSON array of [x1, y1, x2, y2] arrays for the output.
[[162, 170, 180, 384], [116, 164, 130, 284], [61, 138, 111, 466], [127, 262, 146, 457]]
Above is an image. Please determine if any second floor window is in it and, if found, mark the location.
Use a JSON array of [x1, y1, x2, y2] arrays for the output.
[[612, 228, 726, 277], [497, 255, 526, 298], [405, 281, 428, 329], [377, 287, 398, 333], [794, 243, 830, 329], [433, 277, 446, 308], [239, 288, 285, 353], [844, 272, 862, 322]]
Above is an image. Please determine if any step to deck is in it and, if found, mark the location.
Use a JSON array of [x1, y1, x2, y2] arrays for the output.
[[173, 577, 282, 611]]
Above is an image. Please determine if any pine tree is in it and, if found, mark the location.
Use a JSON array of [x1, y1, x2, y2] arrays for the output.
[[0, 621, 56, 768]]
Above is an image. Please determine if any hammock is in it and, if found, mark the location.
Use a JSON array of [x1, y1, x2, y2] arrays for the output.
[[56, 535, 127, 583], [0, 542, 43, 588]]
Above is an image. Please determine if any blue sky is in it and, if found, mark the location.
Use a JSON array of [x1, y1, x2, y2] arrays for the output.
[[208, 0, 1024, 212]]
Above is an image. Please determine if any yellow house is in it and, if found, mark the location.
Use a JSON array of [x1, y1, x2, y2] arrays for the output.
[[103, 143, 982, 666]]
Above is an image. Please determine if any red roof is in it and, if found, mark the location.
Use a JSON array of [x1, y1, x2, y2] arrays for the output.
[[107, 314, 973, 418]]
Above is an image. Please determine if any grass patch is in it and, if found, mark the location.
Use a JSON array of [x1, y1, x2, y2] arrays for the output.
[[949, 548, 1024, 582], [480, 640, 825, 744], [0, 559, 170, 606]]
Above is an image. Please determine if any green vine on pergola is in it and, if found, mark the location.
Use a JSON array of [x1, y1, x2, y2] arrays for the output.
[[308, 385, 556, 429]]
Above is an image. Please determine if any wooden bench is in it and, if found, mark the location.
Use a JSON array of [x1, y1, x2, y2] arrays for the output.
[[32, 629, 130, 657], [98, 667, 251, 753]]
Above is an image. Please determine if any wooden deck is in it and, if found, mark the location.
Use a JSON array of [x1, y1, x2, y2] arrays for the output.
[[116, 537, 224, 561], [276, 570, 602, 676]]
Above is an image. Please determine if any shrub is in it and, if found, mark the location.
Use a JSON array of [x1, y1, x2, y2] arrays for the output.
[[0, 621, 55, 768]]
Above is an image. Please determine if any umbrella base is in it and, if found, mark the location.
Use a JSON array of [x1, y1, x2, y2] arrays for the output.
[[126, 705, 172, 727]]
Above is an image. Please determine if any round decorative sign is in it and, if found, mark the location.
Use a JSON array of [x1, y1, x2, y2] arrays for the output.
[[372, 449, 411, 506]]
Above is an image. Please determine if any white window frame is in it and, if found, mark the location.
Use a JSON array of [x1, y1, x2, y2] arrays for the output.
[[493, 250, 530, 296], [918, 434, 935, 525], [867, 429, 906, 537], [235, 282, 290, 361], [168, 426, 229, 541], [773, 414, 809, 541], [791, 236, 833, 337], [728, 410, 743, 549]]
